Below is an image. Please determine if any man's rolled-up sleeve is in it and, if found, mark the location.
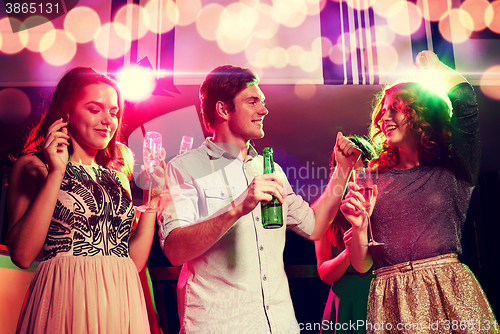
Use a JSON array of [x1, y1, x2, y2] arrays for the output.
[[274, 164, 315, 238], [158, 161, 200, 249]]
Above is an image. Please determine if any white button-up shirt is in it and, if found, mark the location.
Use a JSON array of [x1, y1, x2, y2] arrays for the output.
[[159, 139, 315, 333]]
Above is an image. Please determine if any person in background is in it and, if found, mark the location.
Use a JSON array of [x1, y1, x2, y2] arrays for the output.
[[158, 65, 361, 333], [6, 67, 162, 333], [315, 135, 376, 334], [110, 141, 164, 334], [341, 51, 497, 333]]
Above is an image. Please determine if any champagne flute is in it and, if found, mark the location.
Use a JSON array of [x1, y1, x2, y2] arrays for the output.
[[179, 135, 193, 154], [352, 167, 384, 246], [136, 131, 162, 212]]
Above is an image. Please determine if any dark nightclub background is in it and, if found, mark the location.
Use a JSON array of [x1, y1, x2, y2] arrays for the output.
[[1, 0, 499, 333]]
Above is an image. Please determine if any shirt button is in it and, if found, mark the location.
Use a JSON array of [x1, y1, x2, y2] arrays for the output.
[[256, 216, 260, 221], [260, 246, 264, 251], [266, 305, 269, 310], [263, 275, 267, 281]]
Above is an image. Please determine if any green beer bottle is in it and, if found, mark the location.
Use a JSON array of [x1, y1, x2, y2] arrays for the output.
[[261, 147, 283, 229]]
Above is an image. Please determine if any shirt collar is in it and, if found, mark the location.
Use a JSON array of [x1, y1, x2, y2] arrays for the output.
[[203, 138, 258, 161]]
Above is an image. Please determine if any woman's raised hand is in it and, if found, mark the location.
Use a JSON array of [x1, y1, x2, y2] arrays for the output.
[[43, 118, 70, 173], [340, 182, 378, 229], [414, 50, 468, 88]]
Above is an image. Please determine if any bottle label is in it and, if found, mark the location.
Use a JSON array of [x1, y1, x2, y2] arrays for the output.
[[262, 202, 283, 229]]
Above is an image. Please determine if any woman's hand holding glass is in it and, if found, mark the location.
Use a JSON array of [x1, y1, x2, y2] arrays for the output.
[[341, 168, 382, 246]]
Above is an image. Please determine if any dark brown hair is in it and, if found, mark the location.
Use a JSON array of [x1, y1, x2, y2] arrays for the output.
[[23, 67, 124, 166], [368, 82, 451, 172], [199, 65, 259, 133]]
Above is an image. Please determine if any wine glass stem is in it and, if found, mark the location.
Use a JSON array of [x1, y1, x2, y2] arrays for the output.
[[147, 181, 152, 206]]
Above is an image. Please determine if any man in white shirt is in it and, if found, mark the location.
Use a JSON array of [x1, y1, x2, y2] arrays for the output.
[[158, 65, 361, 333]]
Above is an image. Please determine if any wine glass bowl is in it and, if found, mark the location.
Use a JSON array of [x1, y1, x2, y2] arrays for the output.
[[143, 132, 162, 171], [136, 131, 162, 213], [179, 135, 193, 154], [352, 168, 384, 247]]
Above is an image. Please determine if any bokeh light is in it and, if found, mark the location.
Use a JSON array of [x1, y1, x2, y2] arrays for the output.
[[21, 16, 55, 52], [439, 9, 473, 44], [416, 0, 451, 22], [312, 36, 332, 58], [196, 3, 224, 41], [253, 4, 280, 40], [345, 0, 375, 11], [485, 1, 500, 34], [460, 0, 490, 31], [250, 47, 272, 68], [479, 65, 500, 100], [336, 32, 355, 56], [64, 6, 101, 43], [218, 3, 258, 41], [175, 0, 202, 26], [117, 66, 156, 102], [40, 29, 77, 66], [305, 0, 327, 16], [0, 18, 28, 54], [414, 69, 449, 102], [115, 4, 149, 40], [216, 3, 257, 54], [373, 0, 406, 18], [294, 79, 317, 99], [270, 0, 307, 28], [0, 88, 31, 124], [299, 51, 320, 72], [144, 0, 176, 34], [373, 44, 399, 75], [94, 22, 131, 59], [328, 44, 347, 65], [287, 45, 306, 67], [216, 29, 252, 54], [269, 47, 289, 68], [374, 24, 396, 45], [387, 1, 422, 36], [245, 41, 272, 68]]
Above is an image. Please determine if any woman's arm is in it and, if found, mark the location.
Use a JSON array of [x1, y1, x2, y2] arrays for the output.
[[6, 119, 69, 269], [123, 166, 163, 272], [309, 132, 360, 240], [339, 183, 375, 273], [6, 155, 64, 269], [417, 50, 480, 185], [314, 229, 350, 285]]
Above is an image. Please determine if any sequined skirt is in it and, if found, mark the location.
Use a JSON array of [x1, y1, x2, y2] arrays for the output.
[[367, 254, 498, 333]]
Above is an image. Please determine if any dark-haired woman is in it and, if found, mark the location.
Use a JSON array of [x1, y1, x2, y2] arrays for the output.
[[6, 67, 161, 333], [341, 51, 497, 333], [315, 136, 376, 334]]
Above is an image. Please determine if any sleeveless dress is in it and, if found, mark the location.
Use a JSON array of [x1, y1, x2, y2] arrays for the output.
[[16, 162, 150, 334], [321, 248, 374, 334]]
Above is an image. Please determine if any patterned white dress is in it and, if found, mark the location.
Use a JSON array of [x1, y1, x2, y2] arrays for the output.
[[16, 162, 150, 334]]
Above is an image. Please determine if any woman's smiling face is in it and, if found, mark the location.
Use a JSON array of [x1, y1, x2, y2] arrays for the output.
[[379, 95, 417, 150], [67, 83, 119, 156]]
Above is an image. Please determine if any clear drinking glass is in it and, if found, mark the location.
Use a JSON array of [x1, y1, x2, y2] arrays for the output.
[[136, 131, 162, 212], [179, 135, 193, 154], [352, 167, 384, 246]]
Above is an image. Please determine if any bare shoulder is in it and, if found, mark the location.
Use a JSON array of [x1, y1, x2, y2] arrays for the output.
[[111, 168, 132, 195], [9, 155, 48, 186]]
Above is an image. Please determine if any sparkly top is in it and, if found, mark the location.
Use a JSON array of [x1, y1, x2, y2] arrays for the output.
[[369, 83, 480, 270], [42, 162, 136, 260]]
